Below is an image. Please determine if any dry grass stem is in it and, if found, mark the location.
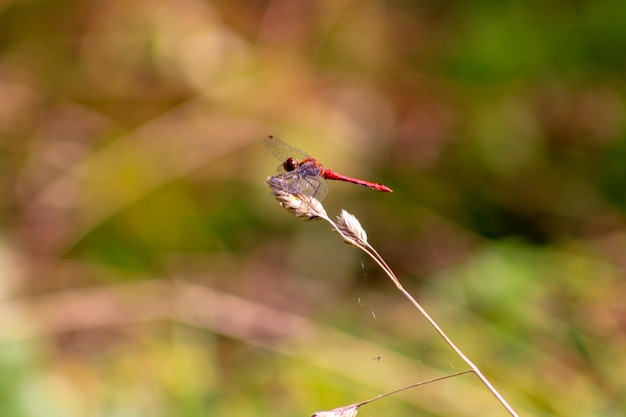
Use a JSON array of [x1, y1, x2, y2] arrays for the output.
[[265, 180, 519, 416], [332, 210, 520, 417], [310, 370, 473, 417]]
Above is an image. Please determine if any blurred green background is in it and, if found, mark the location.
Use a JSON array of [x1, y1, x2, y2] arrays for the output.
[[1, 0, 625, 416]]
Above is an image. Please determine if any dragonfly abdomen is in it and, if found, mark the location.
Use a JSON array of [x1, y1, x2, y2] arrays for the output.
[[323, 169, 393, 193]]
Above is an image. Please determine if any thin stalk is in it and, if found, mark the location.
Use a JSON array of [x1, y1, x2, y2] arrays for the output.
[[330, 212, 520, 417], [265, 180, 519, 416]]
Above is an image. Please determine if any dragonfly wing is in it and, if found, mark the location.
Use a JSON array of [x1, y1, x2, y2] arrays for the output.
[[274, 171, 328, 201], [304, 176, 328, 201], [264, 135, 311, 162], [275, 163, 286, 174]]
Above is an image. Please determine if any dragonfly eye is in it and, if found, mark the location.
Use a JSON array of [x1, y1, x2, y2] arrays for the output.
[[283, 158, 298, 172]]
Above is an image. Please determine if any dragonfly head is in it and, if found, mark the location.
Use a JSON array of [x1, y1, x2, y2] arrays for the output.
[[282, 157, 298, 172]]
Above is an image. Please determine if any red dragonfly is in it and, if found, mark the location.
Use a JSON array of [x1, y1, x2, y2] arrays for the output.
[[264, 135, 392, 201]]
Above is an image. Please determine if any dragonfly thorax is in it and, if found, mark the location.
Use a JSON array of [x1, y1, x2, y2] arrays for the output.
[[283, 157, 323, 175]]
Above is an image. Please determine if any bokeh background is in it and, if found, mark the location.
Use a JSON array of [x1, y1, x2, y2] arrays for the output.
[[1, 0, 625, 416]]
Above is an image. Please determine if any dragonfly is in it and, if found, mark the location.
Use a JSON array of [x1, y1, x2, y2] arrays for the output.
[[264, 135, 393, 201]]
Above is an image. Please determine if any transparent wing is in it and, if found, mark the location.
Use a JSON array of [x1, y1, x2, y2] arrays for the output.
[[273, 171, 328, 201], [264, 135, 311, 162]]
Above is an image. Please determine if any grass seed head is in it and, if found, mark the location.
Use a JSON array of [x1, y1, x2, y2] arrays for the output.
[[311, 404, 360, 417], [336, 210, 368, 246], [266, 176, 328, 221]]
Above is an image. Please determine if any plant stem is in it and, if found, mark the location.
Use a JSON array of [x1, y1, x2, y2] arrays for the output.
[[362, 241, 519, 417], [328, 216, 520, 417]]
